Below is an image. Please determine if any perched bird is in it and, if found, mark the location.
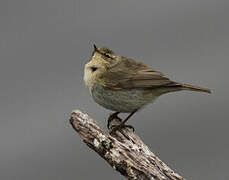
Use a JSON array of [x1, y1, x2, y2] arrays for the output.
[[84, 45, 211, 133]]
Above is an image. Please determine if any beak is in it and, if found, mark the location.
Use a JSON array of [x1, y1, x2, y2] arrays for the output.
[[90, 44, 99, 60], [93, 44, 99, 53]]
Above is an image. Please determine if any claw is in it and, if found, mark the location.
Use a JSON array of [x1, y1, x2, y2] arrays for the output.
[[109, 124, 135, 135], [107, 112, 121, 129], [124, 125, 135, 132]]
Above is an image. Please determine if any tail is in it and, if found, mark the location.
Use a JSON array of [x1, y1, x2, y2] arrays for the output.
[[181, 83, 211, 94]]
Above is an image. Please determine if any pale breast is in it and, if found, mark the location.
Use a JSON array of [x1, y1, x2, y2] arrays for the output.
[[90, 83, 158, 112]]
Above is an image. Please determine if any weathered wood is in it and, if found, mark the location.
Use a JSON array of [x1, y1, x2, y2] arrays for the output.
[[69, 110, 186, 180]]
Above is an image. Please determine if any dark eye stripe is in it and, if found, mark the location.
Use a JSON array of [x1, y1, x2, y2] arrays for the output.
[[90, 66, 98, 72], [103, 53, 111, 58]]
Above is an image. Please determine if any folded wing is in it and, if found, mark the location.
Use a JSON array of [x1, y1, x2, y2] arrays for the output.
[[100, 57, 179, 90]]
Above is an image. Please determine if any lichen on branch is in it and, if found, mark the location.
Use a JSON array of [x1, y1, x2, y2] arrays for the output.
[[69, 110, 186, 180]]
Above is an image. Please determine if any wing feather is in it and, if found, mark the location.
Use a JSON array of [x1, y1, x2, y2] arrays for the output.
[[100, 57, 178, 90]]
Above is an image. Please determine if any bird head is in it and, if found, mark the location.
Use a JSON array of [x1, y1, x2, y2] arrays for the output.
[[84, 44, 117, 89]]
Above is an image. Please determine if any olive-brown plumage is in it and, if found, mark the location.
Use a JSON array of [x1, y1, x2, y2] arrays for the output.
[[84, 45, 211, 132]]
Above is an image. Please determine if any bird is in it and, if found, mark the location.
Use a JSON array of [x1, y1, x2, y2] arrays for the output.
[[84, 45, 211, 133]]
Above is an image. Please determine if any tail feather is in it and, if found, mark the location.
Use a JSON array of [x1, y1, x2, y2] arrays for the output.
[[181, 83, 211, 94]]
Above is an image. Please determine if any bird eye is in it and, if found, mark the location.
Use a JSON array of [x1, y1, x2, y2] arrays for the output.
[[90, 66, 98, 72], [103, 53, 111, 59]]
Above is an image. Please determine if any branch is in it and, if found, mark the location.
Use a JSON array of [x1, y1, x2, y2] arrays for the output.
[[69, 110, 186, 180]]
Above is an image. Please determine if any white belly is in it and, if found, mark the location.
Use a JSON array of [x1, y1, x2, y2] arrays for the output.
[[90, 83, 157, 112]]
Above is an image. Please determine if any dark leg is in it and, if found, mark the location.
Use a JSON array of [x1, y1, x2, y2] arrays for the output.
[[121, 110, 137, 125], [107, 112, 121, 129], [110, 110, 137, 134]]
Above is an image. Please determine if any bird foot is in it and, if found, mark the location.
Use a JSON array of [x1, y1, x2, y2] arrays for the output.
[[109, 124, 135, 135], [107, 112, 122, 129]]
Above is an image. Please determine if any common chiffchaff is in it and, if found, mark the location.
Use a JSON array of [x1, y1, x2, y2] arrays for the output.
[[84, 45, 211, 133]]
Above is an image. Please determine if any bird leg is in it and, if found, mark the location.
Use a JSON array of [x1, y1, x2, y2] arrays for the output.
[[107, 112, 121, 129], [109, 110, 137, 134]]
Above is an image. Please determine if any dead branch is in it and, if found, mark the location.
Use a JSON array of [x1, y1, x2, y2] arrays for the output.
[[69, 110, 186, 180]]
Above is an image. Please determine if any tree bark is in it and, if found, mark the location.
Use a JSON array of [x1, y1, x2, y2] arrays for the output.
[[69, 110, 186, 180]]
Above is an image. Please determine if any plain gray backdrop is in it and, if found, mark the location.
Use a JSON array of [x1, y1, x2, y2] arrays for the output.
[[0, 0, 228, 179]]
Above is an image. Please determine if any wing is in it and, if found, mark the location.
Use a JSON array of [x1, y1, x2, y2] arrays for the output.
[[100, 57, 179, 90]]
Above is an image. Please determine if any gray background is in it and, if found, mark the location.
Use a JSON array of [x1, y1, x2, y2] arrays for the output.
[[0, 0, 228, 179]]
